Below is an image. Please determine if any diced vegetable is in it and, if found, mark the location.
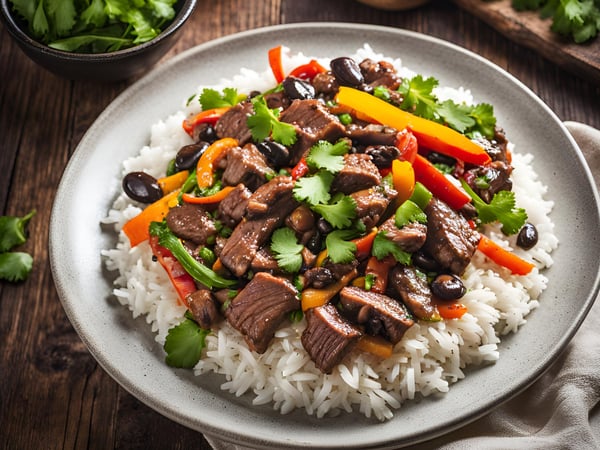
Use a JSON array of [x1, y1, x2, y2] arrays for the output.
[[196, 138, 238, 188], [157, 170, 190, 194], [301, 269, 357, 311], [436, 301, 468, 320], [394, 128, 418, 163], [365, 255, 395, 294], [477, 234, 535, 275]]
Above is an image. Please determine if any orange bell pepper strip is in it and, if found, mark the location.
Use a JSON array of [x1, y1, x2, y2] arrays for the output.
[[356, 335, 393, 359], [436, 302, 468, 320], [181, 186, 235, 204], [335, 87, 491, 166], [196, 137, 238, 188], [122, 189, 180, 247], [392, 159, 415, 206], [477, 234, 535, 275], [365, 255, 396, 294], [268, 45, 285, 84], [301, 269, 358, 311], [412, 154, 471, 210], [182, 107, 230, 137], [288, 59, 327, 80], [157, 170, 189, 194]]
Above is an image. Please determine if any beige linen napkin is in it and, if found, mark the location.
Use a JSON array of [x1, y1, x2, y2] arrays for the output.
[[205, 122, 600, 450]]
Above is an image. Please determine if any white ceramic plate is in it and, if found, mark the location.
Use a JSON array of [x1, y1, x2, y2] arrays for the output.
[[49, 23, 600, 449]]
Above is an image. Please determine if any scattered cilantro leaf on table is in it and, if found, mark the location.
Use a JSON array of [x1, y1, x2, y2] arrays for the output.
[[0, 210, 36, 282]]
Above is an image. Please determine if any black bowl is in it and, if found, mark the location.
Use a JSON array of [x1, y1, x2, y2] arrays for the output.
[[0, 0, 197, 81]]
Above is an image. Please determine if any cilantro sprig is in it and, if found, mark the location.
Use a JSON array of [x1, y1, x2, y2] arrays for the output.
[[198, 87, 246, 110], [0, 210, 35, 282], [247, 96, 297, 146], [397, 75, 496, 139], [164, 313, 210, 368], [270, 227, 304, 273], [371, 232, 412, 265]]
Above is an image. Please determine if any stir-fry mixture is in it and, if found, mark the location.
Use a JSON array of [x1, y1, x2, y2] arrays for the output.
[[119, 47, 540, 374]]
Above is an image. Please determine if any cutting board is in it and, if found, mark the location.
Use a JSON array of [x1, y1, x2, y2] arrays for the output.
[[452, 0, 600, 84]]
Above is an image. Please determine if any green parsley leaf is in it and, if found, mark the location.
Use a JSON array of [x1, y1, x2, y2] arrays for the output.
[[371, 232, 412, 265], [270, 227, 303, 273], [325, 230, 357, 264], [164, 318, 210, 368], [0, 210, 36, 253], [460, 180, 528, 235], [199, 88, 245, 110], [247, 97, 297, 146], [306, 139, 350, 173], [0, 252, 34, 282], [311, 195, 357, 229], [46, 0, 77, 36], [293, 170, 334, 205]]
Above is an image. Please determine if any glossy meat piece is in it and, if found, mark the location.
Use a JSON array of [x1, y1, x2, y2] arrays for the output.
[[331, 153, 382, 194], [217, 183, 252, 228], [350, 186, 397, 229], [388, 265, 438, 321], [187, 289, 221, 329], [215, 101, 254, 145], [166, 203, 217, 245], [221, 144, 272, 192], [378, 216, 427, 253]]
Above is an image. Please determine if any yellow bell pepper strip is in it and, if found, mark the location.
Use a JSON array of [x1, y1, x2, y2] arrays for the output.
[[391, 159, 415, 206], [477, 234, 535, 275], [356, 335, 393, 359], [335, 87, 491, 166], [301, 269, 358, 311], [412, 154, 471, 210], [182, 186, 235, 204], [157, 170, 189, 194], [364, 255, 396, 294], [148, 235, 197, 308], [122, 189, 180, 247], [182, 107, 230, 137], [288, 59, 327, 80], [196, 137, 238, 188], [268, 45, 285, 84]]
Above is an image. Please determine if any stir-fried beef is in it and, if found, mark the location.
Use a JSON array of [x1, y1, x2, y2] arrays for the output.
[[250, 247, 280, 273], [301, 303, 362, 374], [303, 266, 336, 289], [472, 126, 511, 164], [264, 91, 290, 110], [215, 101, 254, 145], [351, 186, 397, 229], [225, 272, 299, 353], [423, 198, 480, 275], [379, 216, 427, 253], [331, 153, 382, 194], [279, 99, 346, 164], [388, 265, 438, 321], [166, 203, 217, 245], [187, 289, 221, 329], [312, 71, 339, 97], [346, 124, 399, 147], [339, 286, 414, 344], [219, 176, 298, 277], [217, 184, 252, 228], [465, 160, 513, 204], [358, 59, 402, 91], [221, 144, 272, 192]]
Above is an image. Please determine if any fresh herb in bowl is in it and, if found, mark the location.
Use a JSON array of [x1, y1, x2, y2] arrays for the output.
[[8, 0, 179, 52]]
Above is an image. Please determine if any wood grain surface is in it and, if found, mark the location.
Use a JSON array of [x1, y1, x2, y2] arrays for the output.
[[1, 0, 599, 449]]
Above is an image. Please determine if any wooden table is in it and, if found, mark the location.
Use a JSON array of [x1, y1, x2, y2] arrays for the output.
[[1, 0, 599, 448]]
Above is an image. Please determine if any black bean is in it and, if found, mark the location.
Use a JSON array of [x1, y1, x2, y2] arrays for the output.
[[365, 145, 400, 168], [412, 251, 440, 272], [517, 223, 538, 250], [192, 123, 217, 143], [317, 217, 333, 235], [305, 231, 323, 255], [122, 172, 163, 203], [256, 140, 290, 168], [282, 76, 316, 100], [427, 151, 456, 166], [175, 142, 209, 172], [431, 274, 466, 300], [330, 57, 364, 87]]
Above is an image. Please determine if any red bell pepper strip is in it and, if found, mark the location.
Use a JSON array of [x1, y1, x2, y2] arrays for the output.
[[477, 234, 535, 275], [365, 255, 396, 294], [335, 87, 491, 166], [288, 59, 327, 80], [182, 186, 235, 204], [196, 137, 238, 188], [149, 235, 196, 307], [412, 154, 471, 210], [395, 128, 418, 163], [290, 157, 309, 180], [268, 45, 285, 84], [182, 107, 230, 137]]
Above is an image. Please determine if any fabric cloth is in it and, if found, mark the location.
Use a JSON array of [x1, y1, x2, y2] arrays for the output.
[[205, 122, 600, 450]]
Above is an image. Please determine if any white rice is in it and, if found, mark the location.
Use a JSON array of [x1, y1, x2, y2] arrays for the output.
[[100, 45, 557, 421]]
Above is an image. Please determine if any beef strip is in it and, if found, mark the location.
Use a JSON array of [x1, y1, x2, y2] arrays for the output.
[[358, 59, 402, 90], [225, 272, 299, 353], [301, 303, 362, 374], [219, 176, 298, 277], [217, 184, 252, 228], [423, 198, 480, 275], [339, 286, 414, 344], [346, 124, 399, 147], [378, 216, 427, 253], [464, 160, 513, 203], [187, 289, 221, 329], [388, 265, 438, 321], [279, 99, 346, 164], [472, 126, 511, 164], [350, 185, 397, 229], [165, 203, 217, 245], [250, 247, 280, 273], [215, 101, 254, 145], [221, 144, 272, 192], [312, 71, 339, 98], [331, 153, 382, 194]]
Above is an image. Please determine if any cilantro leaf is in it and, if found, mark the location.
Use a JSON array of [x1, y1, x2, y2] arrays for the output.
[[311, 195, 357, 229], [325, 230, 357, 264], [460, 180, 527, 235], [199, 88, 244, 110], [436, 100, 475, 134], [0, 252, 34, 282], [270, 227, 303, 273], [371, 232, 411, 265], [247, 97, 297, 146], [0, 210, 36, 253], [306, 139, 350, 173], [398, 75, 439, 120], [293, 170, 334, 205], [164, 318, 210, 368]]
